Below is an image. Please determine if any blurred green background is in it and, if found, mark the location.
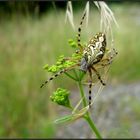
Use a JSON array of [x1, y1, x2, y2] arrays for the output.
[[0, 1, 140, 138]]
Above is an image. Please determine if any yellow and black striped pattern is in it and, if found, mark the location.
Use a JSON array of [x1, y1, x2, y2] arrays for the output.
[[83, 32, 106, 67]]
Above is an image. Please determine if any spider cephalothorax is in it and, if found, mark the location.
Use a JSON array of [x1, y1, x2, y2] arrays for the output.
[[40, 11, 117, 107]]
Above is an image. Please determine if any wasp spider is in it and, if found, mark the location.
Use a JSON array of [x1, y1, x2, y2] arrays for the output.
[[40, 11, 118, 107]]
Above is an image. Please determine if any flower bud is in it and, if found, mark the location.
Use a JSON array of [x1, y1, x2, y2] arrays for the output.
[[50, 88, 72, 108]]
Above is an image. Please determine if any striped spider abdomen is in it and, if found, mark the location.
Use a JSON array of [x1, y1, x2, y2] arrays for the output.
[[80, 32, 106, 72]]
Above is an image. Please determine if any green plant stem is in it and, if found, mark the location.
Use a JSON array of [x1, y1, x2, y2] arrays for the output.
[[65, 72, 78, 81], [73, 69, 79, 79], [77, 81, 102, 139], [77, 81, 87, 107], [84, 113, 102, 138]]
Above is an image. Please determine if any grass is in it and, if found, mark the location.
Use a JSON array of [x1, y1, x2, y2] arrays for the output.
[[110, 4, 140, 82], [0, 3, 140, 138]]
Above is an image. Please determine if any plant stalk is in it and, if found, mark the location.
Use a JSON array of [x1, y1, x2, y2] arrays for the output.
[[77, 81, 102, 139], [84, 113, 102, 138], [78, 81, 87, 107], [65, 72, 78, 81]]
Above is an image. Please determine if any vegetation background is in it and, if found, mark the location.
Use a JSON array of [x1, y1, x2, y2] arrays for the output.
[[0, 1, 140, 138]]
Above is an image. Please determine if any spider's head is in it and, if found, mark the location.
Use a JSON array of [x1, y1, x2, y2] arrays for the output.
[[80, 56, 88, 72]]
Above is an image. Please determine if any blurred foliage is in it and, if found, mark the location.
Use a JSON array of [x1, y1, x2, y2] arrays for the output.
[[0, 1, 139, 18], [0, 2, 140, 138]]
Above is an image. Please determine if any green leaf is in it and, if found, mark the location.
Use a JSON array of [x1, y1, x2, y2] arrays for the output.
[[54, 115, 73, 124], [48, 65, 59, 73], [54, 106, 89, 124], [43, 64, 49, 70], [68, 39, 77, 48]]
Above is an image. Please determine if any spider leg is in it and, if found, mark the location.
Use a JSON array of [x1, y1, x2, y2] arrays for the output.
[[40, 69, 65, 88], [94, 48, 118, 69], [101, 48, 118, 67], [91, 66, 106, 86], [77, 11, 86, 51], [40, 63, 79, 88], [88, 68, 92, 108]]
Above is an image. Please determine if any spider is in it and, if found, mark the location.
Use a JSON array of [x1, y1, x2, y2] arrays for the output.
[[40, 11, 118, 107]]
